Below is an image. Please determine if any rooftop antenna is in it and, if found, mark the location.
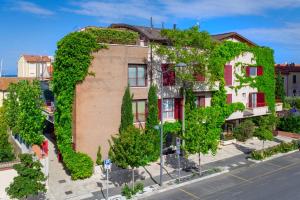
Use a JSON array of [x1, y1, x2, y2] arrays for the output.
[[150, 17, 153, 31], [0, 58, 3, 77]]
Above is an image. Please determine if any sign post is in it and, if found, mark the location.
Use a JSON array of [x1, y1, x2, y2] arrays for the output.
[[176, 137, 181, 182], [104, 159, 111, 200]]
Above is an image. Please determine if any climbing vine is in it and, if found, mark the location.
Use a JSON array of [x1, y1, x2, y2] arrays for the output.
[[53, 28, 138, 179]]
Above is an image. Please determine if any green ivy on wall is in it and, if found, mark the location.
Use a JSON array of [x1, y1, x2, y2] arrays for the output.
[[53, 28, 138, 179]]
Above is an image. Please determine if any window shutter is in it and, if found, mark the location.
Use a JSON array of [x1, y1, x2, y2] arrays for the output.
[[249, 93, 252, 108], [257, 66, 263, 76], [194, 74, 205, 82], [174, 99, 179, 120], [226, 94, 232, 104], [199, 96, 205, 107], [162, 64, 176, 86], [224, 65, 232, 86], [162, 64, 168, 86], [169, 70, 176, 85], [158, 99, 161, 120], [257, 92, 265, 107], [246, 66, 250, 77]]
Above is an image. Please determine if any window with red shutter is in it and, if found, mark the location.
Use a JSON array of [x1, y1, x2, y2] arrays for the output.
[[257, 92, 265, 107], [162, 64, 175, 86], [226, 94, 232, 104], [224, 65, 232, 86], [257, 66, 263, 76], [174, 98, 182, 120], [245, 66, 250, 77]]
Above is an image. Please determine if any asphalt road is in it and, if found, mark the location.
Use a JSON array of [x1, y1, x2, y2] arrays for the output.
[[143, 151, 300, 200]]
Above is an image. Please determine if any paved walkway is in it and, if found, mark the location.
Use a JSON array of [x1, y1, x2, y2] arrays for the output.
[[46, 136, 294, 200]]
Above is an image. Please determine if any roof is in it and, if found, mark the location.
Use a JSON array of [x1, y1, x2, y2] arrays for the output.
[[109, 24, 257, 46], [0, 77, 36, 91], [275, 63, 300, 74], [22, 55, 51, 63]]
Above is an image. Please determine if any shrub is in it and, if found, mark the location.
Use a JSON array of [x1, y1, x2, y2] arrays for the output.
[[233, 119, 255, 142], [285, 97, 300, 109], [0, 107, 14, 163], [121, 182, 144, 199], [278, 116, 300, 133], [96, 146, 102, 166], [251, 140, 299, 160]]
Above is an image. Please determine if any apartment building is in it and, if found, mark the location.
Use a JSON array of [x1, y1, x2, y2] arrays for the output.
[[71, 24, 282, 160], [18, 55, 53, 79], [276, 63, 300, 97]]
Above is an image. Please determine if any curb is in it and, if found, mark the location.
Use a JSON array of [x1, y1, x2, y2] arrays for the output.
[[135, 169, 229, 199], [248, 149, 299, 163]]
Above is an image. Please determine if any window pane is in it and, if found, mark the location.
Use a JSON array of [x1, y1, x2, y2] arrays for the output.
[[137, 67, 145, 78], [129, 79, 136, 87], [132, 102, 137, 122], [128, 68, 136, 78], [250, 67, 257, 76]]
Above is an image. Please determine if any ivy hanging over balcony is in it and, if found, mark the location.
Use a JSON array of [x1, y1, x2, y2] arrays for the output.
[[53, 28, 138, 180]]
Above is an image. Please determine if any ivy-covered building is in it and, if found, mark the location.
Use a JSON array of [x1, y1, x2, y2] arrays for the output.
[[56, 24, 282, 161], [276, 63, 300, 97]]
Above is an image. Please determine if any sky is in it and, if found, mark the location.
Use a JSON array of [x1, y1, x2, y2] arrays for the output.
[[1, 0, 300, 75]]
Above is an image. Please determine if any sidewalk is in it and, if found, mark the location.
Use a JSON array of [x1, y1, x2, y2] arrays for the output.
[[47, 136, 294, 200]]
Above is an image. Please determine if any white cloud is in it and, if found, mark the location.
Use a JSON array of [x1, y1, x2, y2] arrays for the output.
[[13, 1, 54, 16]]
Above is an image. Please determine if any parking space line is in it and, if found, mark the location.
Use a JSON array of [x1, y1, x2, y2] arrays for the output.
[[228, 173, 252, 183], [178, 188, 201, 200]]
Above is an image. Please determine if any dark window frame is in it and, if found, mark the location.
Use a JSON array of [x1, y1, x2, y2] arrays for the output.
[[293, 75, 297, 84], [128, 64, 147, 87], [132, 100, 147, 123]]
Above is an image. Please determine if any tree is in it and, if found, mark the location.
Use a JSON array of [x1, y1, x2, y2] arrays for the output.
[[4, 80, 45, 145], [233, 119, 255, 142], [0, 107, 14, 162], [275, 73, 285, 102], [185, 88, 196, 110], [146, 84, 159, 131], [254, 127, 273, 150], [119, 86, 133, 133], [254, 115, 275, 150], [96, 146, 102, 165], [109, 126, 154, 190], [6, 154, 46, 199]]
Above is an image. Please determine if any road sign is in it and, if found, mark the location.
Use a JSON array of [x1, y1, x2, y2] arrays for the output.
[[104, 159, 111, 170]]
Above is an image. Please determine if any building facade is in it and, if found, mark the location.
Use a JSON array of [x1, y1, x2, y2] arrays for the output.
[[18, 55, 52, 79], [71, 24, 282, 160], [276, 63, 300, 97]]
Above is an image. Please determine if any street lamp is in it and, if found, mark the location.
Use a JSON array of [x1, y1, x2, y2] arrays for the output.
[[154, 62, 187, 187]]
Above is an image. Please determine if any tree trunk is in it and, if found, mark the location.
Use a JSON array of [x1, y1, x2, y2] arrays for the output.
[[198, 152, 202, 176], [132, 167, 135, 191]]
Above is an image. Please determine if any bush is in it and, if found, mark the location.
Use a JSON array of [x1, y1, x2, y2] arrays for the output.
[[251, 140, 299, 160], [285, 97, 300, 109], [278, 116, 300, 133], [233, 119, 255, 142], [121, 182, 144, 199], [96, 146, 102, 166]]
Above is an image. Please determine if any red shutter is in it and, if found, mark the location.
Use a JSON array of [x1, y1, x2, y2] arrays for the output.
[[246, 66, 250, 77], [224, 65, 232, 86], [174, 98, 182, 120], [194, 74, 205, 82], [158, 99, 161, 120], [257, 92, 265, 107], [226, 94, 232, 104], [249, 93, 252, 108], [198, 96, 205, 107], [257, 66, 263, 76], [162, 64, 175, 86]]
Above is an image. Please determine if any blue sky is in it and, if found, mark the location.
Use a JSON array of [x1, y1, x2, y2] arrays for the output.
[[1, 0, 300, 75]]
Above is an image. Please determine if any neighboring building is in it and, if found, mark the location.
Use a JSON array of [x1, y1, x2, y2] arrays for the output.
[[0, 77, 35, 106], [275, 63, 300, 97], [17, 55, 53, 79], [58, 24, 282, 160]]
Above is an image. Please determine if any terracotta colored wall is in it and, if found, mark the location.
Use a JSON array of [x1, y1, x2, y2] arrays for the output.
[[74, 44, 149, 161]]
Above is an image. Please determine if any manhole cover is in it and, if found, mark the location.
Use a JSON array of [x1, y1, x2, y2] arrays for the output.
[[65, 191, 73, 195], [58, 180, 66, 183]]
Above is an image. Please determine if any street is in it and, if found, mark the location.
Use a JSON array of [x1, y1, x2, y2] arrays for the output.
[[143, 152, 300, 200]]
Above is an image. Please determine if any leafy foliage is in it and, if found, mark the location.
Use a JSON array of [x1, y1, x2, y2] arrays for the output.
[[0, 107, 14, 162], [53, 28, 137, 179], [96, 146, 102, 166], [285, 97, 300, 109], [233, 119, 255, 142], [120, 86, 133, 133], [146, 85, 159, 131], [121, 182, 144, 199], [251, 140, 299, 160], [6, 154, 46, 199], [4, 80, 45, 145], [278, 116, 300, 133], [275, 73, 285, 102]]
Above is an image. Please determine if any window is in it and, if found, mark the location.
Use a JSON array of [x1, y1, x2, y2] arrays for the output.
[[128, 64, 146, 87], [195, 96, 205, 107], [132, 100, 146, 122], [163, 99, 174, 120], [162, 64, 175, 86], [293, 75, 297, 84], [249, 67, 257, 76]]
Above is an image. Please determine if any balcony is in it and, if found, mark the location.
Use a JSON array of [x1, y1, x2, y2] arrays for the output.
[[227, 104, 269, 121]]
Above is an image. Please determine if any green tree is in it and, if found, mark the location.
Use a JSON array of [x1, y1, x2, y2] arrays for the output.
[[254, 115, 275, 150], [233, 119, 255, 142], [0, 107, 14, 162], [109, 126, 154, 190], [6, 154, 46, 199], [119, 86, 133, 133], [254, 127, 273, 150], [275, 73, 285, 102], [185, 88, 196, 110], [96, 146, 102, 165], [146, 84, 159, 131], [4, 80, 45, 145]]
